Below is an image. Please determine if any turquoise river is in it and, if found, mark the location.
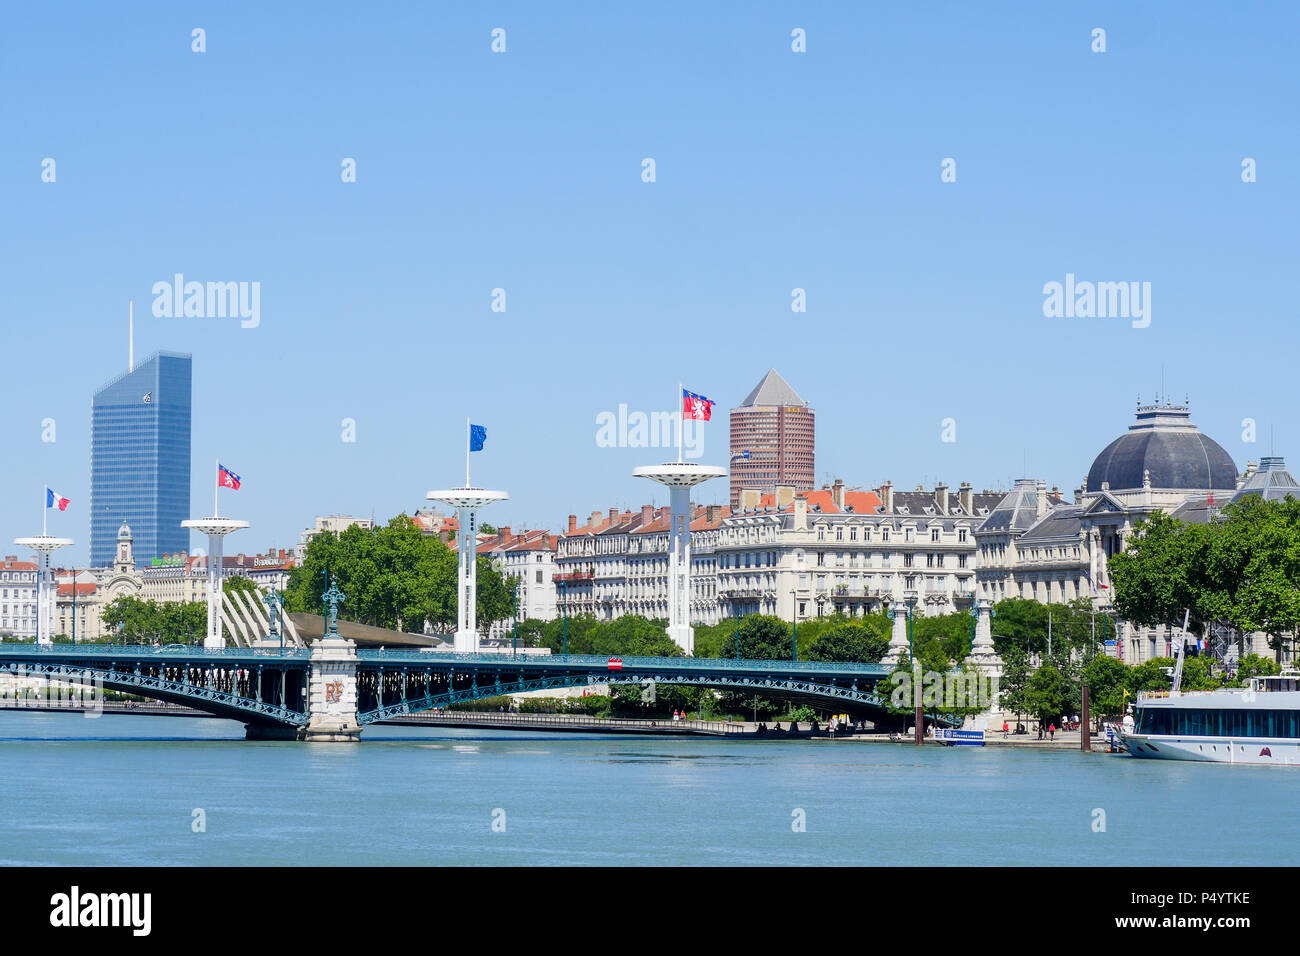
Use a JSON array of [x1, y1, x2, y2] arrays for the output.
[[2, 712, 1296, 866]]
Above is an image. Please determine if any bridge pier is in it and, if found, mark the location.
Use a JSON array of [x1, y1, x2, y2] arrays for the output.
[[302, 636, 362, 741]]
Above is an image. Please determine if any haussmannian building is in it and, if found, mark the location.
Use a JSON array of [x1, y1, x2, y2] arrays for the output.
[[717, 479, 1002, 624]]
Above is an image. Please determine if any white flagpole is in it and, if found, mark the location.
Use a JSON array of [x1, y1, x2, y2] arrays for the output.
[[214, 458, 220, 518], [677, 382, 683, 463], [43, 485, 47, 536], [466, 417, 471, 488]]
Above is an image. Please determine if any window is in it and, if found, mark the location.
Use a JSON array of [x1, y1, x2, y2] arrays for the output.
[[904, 554, 913, 568], [958, 529, 967, 543], [931, 528, 940, 542]]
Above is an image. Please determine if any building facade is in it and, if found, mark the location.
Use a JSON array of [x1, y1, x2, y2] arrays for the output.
[[974, 401, 1263, 664], [90, 351, 192, 567], [480, 528, 559, 638], [553, 505, 729, 626], [0, 558, 39, 639], [729, 368, 815, 507], [717, 480, 1000, 623], [55, 522, 274, 641]]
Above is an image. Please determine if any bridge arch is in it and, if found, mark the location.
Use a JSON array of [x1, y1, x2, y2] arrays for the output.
[[356, 670, 955, 727], [0, 659, 306, 728]]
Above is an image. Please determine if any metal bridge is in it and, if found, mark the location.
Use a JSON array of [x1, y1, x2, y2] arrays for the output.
[[0, 644, 957, 739]]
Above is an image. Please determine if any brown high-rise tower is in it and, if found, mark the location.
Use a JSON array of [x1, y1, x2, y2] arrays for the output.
[[729, 369, 814, 506]]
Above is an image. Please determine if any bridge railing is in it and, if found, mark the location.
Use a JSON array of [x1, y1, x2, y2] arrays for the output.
[[354, 650, 889, 674], [0, 645, 312, 660]]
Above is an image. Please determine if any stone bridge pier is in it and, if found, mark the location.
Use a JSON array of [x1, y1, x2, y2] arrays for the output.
[[302, 636, 361, 741]]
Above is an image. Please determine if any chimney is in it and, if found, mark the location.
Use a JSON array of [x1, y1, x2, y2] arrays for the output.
[[500, 526, 512, 544], [640, 504, 655, 526], [1036, 478, 1048, 517], [590, 510, 603, 528], [777, 485, 796, 508], [739, 489, 761, 511], [609, 506, 619, 524], [706, 504, 723, 523], [880, 481, 894, 513], [793, 495, 808, 530], [958, 481, 972, 515], [935, 482, 948, 515], [568, 514, 577, 534], [831, 478, 845, 510]]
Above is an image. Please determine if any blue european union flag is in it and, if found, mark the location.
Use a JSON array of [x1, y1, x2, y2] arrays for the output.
[[470, 424, 487, 452]]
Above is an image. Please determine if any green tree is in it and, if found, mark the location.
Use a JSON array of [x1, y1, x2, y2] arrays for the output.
[[1234, 653, 1281, 685], [1081, 654, 1129, 719], [285, 514, 513, 635], [805, 623, 890, 663], [1023, 663, 1070, 725], [223, 575, 261, 599]]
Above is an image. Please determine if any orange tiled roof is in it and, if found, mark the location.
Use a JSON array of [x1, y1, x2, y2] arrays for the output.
[[742, 489, 883, 515]]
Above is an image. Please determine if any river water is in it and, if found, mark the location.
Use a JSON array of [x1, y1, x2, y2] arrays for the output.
[[1, 712, 1294, 866]]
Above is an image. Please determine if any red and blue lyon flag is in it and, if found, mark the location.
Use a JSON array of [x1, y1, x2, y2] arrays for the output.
[[682, 388, 714, 421], [218, 464, 241, 490], [46, 487, 70, 511]]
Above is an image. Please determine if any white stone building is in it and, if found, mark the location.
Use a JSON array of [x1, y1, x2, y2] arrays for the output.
[[973, 401, 1284, 664], [553, 504, 729, 626], [480, 529, 560, 637], [717, 480, 1001, 624], [0, 557, 39, 639]]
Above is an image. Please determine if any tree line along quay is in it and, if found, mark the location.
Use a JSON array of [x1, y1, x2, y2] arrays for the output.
[[10, 498, 1298, 731]]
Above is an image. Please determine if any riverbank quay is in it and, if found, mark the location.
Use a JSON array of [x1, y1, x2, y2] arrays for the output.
[[0, 702, 1111, 749], [810, 728, 1109, 749]]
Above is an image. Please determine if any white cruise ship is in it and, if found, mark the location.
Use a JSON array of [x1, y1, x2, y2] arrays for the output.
[[1121, 672, 1300, 765]]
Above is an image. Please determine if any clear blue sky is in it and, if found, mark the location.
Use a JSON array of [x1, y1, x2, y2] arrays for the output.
[[4, 1, 1297, 566]]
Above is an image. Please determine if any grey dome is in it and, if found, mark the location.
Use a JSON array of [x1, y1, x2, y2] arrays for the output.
[[1087, 403, 1238, 493]]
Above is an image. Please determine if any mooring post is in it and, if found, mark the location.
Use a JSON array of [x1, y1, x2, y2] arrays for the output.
[[1081, 683, 1091, 752], [914, 704, 924, 745]]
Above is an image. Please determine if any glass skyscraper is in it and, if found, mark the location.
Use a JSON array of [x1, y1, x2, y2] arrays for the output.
[[89, 351, 192, 568]]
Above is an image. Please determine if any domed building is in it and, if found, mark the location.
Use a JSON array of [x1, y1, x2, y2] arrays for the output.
[[976, 400, 1254, 663]]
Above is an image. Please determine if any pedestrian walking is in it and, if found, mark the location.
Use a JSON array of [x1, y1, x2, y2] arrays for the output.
[[1049, 722, 1056, 741]]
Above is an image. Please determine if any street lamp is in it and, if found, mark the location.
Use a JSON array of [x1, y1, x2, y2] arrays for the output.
[[788, 588, 799, 661], [905, 592, 918, 664], [734, 606, 741, 661], [69, 568, 82, 644], [512, 578, 520, 659]]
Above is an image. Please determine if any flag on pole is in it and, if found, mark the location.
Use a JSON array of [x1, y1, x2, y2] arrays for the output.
[[469, 424, 487, 452], [682, 389, 714, 421], [218, 464, 241, 490], [46, 488, 70, 511]]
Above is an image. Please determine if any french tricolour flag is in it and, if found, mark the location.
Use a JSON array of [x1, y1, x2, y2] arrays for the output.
[[46, 488, 70, 511]]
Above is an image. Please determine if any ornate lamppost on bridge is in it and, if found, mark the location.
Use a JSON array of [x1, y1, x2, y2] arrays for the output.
[[289, 573, 363, 743], [264, 588, 284, 649]]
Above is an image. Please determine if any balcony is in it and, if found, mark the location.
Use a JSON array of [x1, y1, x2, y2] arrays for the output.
[[552, 571, 594, 584]]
